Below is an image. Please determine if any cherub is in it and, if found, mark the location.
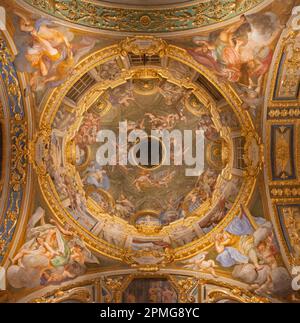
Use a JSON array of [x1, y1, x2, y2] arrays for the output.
[[183, 252, 217, 277], [116, 193, 135, 218], [145, 113, 180, 130], [110, 83, 135, 107], [117, 193, 135, 210], [82, 168, 107, 187], [157, 170, 176, 187], [133, 173, 154, 191], [145, 113, 167, 130], [127, 118, 145, 131]]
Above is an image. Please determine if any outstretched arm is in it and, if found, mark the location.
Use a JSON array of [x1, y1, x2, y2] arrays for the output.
[[50, 219, 74, 236], [219, 15, 247, 43]]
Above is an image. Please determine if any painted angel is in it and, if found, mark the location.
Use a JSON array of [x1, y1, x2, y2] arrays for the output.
[[14, 11, 96, 91], [188, 16, 248, 82], [133, 172, 155, 192], [109, 82, 135, 107], [7, 207, 99, 288], [82, 162, 110, 191], [183, 252, 217, 277], [116, 194, 135, 218]]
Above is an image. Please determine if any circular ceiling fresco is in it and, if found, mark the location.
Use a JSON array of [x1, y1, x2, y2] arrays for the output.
[[72, 79, 223, 227], [31, 37, 262, 266]]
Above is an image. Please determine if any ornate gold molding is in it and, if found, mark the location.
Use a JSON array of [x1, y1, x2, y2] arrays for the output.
[[30, 37, 259, 267], [0, 33, 29, 264], [263, 6, 300, 270], [16, 0, 269, 34]]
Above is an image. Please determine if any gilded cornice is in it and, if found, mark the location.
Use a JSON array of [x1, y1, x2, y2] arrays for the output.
[[13, 268, 270, 303], [16, 0, 271, 34]]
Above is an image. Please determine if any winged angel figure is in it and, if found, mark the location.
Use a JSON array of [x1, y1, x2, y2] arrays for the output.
[[13, 11, 96, 92]]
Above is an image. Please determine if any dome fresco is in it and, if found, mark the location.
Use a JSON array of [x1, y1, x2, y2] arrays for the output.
[[0, 0, 300, 305]]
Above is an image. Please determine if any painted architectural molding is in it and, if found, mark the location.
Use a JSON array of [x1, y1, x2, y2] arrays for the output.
[[263, 5, 300, 270], [16, 0, 271, 34], [0, 34, 29, 265]]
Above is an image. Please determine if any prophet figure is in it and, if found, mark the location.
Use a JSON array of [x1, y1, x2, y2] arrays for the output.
[[7, 207, 99, 288]]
